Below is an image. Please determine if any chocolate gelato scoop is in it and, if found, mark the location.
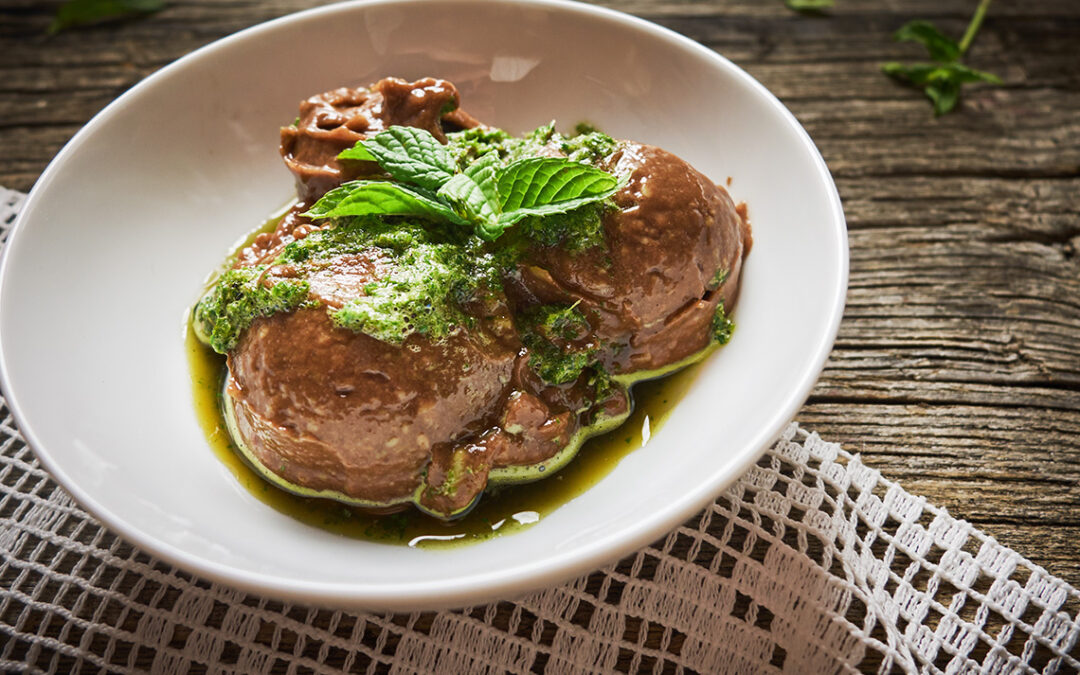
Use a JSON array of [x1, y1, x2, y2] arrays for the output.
[[514, 142, 751, 374], [228, 304, 517, 508]]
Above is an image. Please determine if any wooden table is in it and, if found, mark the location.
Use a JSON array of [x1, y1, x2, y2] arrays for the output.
[[2, 0, 1077, 588]]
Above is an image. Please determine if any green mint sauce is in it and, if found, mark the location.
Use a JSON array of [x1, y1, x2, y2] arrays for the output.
[[192, 124, 616, 355]]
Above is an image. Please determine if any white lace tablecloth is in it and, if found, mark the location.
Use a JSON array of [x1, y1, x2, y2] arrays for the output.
[[1, 186, 1077, 674]]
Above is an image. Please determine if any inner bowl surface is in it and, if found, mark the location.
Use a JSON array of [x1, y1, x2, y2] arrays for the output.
[[0, 0, 847, 609]]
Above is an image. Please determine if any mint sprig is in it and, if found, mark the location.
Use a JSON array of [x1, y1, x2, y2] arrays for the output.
[[306, 181, 468, 226], [48, 0, 164, 34], [784, 0, 834, 13], [881, 0, 1001, 116], [307, 126, 623, 242]]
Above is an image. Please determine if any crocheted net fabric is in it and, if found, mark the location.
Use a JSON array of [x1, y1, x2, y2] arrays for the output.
[[0, 187, 1078, 674]]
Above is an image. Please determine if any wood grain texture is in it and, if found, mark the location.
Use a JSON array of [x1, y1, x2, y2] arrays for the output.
[[1, 0, 1077, 591]]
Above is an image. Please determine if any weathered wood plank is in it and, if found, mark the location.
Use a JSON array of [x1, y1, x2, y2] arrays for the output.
[[799, 402, 1080, 582]]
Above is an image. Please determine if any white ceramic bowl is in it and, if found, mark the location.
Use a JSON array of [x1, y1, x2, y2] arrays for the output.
[[0, 0, 847, 609]]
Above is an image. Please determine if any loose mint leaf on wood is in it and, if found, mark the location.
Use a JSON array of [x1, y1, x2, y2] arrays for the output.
[[945, 62, 1002, 85], [305, 180, 469, 226], [338, 127, 455, 190], [881, 62, 1000, 87], [880, 0, 1000, 116], [49, 0, 164, 34], [882, 61, 1001, 115], [893, 20, 961, 62], [784, 0, 834, 12], [880, 62, 941, 86], [925, 80, 961, 116]]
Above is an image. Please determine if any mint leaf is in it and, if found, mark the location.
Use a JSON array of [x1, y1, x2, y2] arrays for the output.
[[442, 153, 623, 242], [436, 151, 502, 231], [49, 0, 164, 34], [499, 157, 620, 211], [893, 20, 961, 63], [925, 80, 961, 116], [880, 0, 999, 117], [305, 180, 468, 225], [495, 157, 622, 232], [439, 173, 498, 226], [881, 62, 941, 86], [882, 61, 1001, 116], [338, 127, 455, 190], [945, 62, 1002, 85], [336, 144, 376, 162], [784, 0, 834, 12], [498, 192, 621, 230], [464, 150, 501, 207]]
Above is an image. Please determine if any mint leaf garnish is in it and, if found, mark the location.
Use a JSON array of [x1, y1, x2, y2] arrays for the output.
[[337, 126, 455, 190], [498, 156, 621, 217], [312, 126, 624, 242], [305, 180, 469, 226], [463, 150, 501, 209], [439, 173, 497, 223], [483, 157, 622, 240], [437, 151, 501, 228], [881, 0, 1000, 116], [48, 0, 164, 34], [336, 144, 376, 162]]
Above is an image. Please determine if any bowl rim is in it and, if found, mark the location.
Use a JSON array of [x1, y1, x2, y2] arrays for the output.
[[0, 0, 848, 609]]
